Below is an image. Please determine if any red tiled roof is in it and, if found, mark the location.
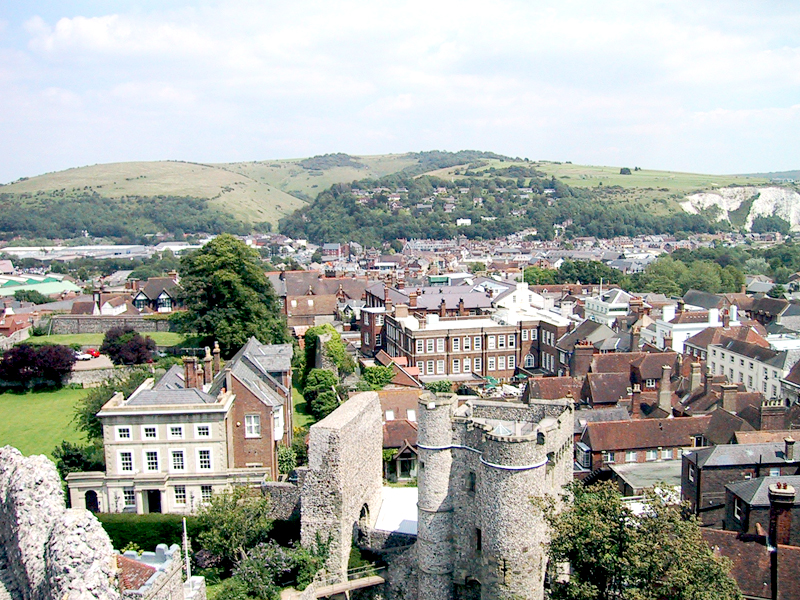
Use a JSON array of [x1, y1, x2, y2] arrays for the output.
[[116, 555, 156, 592], [582, 415, 712, 452], [590, 352, 648, 374], [585, 372, 631, 405], [383, 419, 418, 450], [684, 325, 768, 351], [702, 529, 800, 600], [525, 376, 582, 401]]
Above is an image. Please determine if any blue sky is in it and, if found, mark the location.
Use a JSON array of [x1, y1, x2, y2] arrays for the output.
[[1, 1, 799, 183]]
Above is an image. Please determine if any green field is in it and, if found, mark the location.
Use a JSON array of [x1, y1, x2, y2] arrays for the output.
[[26, 332, 193, 348], [0, 387, 87, 457]]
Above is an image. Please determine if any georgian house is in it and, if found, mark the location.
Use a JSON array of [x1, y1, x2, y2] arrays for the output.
[[66, 338, 293, 515]]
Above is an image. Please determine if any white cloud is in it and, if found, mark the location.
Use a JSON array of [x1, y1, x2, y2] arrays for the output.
[[0, 0, 798, 182]]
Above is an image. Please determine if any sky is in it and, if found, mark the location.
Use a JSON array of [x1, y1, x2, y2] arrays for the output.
[[1, 1, 799, 183]]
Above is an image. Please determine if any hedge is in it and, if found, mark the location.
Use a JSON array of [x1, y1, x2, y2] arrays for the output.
[[97, 513, 201, 551], [97, 513, 301, 552]]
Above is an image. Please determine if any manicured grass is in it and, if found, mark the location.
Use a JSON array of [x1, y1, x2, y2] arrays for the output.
[[292, 382, 314, 430], [26, 332, 192, 348], [0, 387, 87, 457]]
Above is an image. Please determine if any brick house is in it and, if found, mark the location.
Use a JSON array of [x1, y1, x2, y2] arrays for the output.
[[725, 476, 800, 545], [682, 439, 800, 527], [577, 415, 711, 472], [66, 338, 293, 515]]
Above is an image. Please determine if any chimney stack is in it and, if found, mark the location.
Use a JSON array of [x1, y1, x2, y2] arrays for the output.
[[768, 482, 796, 600], [689, 362, 702, 392], [409, 291, 418, 308], [785, 437, 795, 462], [183, 356, 198, 390], [203, 346, 213, 385], [630, 326, 640, 351], [761, 398, 789, 431], [213, 341, 221, 374], [720, 383, 738, 413], [384, 287, 393, 313], [439, 298, 447, 317], [571, 339, 594, 378], [659, 364, 672, 413]]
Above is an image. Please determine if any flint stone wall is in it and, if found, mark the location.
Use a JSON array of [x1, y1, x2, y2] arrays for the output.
[[50, 316, 172, 335], [301, 392, 383, 580], [0, 446, 120, 600]]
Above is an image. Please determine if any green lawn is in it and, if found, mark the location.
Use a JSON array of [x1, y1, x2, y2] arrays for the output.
[[0, 387, 87, 457], [26, 332, 193, 348], [292, 382, 314, 430]]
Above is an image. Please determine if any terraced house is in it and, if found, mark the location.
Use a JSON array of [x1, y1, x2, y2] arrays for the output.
[[66, 338, 293, 514]]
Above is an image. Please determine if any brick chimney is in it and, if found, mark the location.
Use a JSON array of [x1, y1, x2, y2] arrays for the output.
[[761, 398, 789, 431], [785, 437, 795, 462], [439, 298, 447, 317], [768, 482, 796, 599], [689, 362, 702, 392], [213, 341, 221, 374], [663, 333, 673, 351], [704, 367, 712, 396], [720, 383, 738, 413], [659, 364, 672, 413], [384, 287, 393, 313], [458, 298, 467, 316], [630, 383, 642, 418], [722, 308, 730, 328], [203, 346, 213, 385], [571, 339, 594, 378], [630, 326, 640, 351], [394, 304, 409, 319], [183, 356, 198, 390], [409, 291, 418, 308], [397, 279, 405, 290]]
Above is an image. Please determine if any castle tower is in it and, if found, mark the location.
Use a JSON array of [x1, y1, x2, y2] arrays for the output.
[[417, 393, 457, 600], [478, 430, 548, 600]]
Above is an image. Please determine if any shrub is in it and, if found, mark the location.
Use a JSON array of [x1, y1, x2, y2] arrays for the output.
[[277, 445, 297, 475], [0, 343, 75, 388], [97, 513, 202, 550], [100, 326, 156, 365]]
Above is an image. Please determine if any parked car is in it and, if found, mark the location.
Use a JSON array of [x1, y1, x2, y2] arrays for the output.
[[74, 351, 93, 361], [86, 349, 100, 358]]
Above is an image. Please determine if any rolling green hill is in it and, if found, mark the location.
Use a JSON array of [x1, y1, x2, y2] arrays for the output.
[[0, 152, 788, 242]]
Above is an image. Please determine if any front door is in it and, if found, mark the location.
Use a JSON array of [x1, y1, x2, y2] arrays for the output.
[[85, 490, 99, 513], [146, 490, 162, 513]]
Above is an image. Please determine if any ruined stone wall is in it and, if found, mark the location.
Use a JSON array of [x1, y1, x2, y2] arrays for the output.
[[300, 392, 383, 580], [51, 316, 172, 335], [0, 446, 120, 600]]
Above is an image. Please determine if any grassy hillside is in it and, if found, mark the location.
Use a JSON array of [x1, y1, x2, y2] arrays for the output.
[[0, 152, 784, 237], [425, 159, 772, 215]]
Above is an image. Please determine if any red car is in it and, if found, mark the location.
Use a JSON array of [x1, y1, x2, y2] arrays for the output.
[[86, 349, 101, 358]]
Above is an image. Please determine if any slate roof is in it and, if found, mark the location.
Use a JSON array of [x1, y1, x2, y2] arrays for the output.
[[557, 320, 615, 353], [137, 277, 179, 300], [582, 415, 711, 452], [208, 337, 292, 407], [126, 387, 218, 406], [726, 476, 800, 507], [717, 338, 780, 362], [683, 289, 726, 310], [269, 271, 368, 300], [734, 430, 800, 445], [573, 407, 630, 436], [689, 442, 797, 468]]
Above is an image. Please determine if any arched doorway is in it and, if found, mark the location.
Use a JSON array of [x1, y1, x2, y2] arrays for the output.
[[85, 490, 99, 513], [355, 503, 370, 545]]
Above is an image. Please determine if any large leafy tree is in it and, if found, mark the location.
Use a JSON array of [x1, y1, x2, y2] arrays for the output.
[[177, 234, 289, 356], [545, 482, 741, 600]]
